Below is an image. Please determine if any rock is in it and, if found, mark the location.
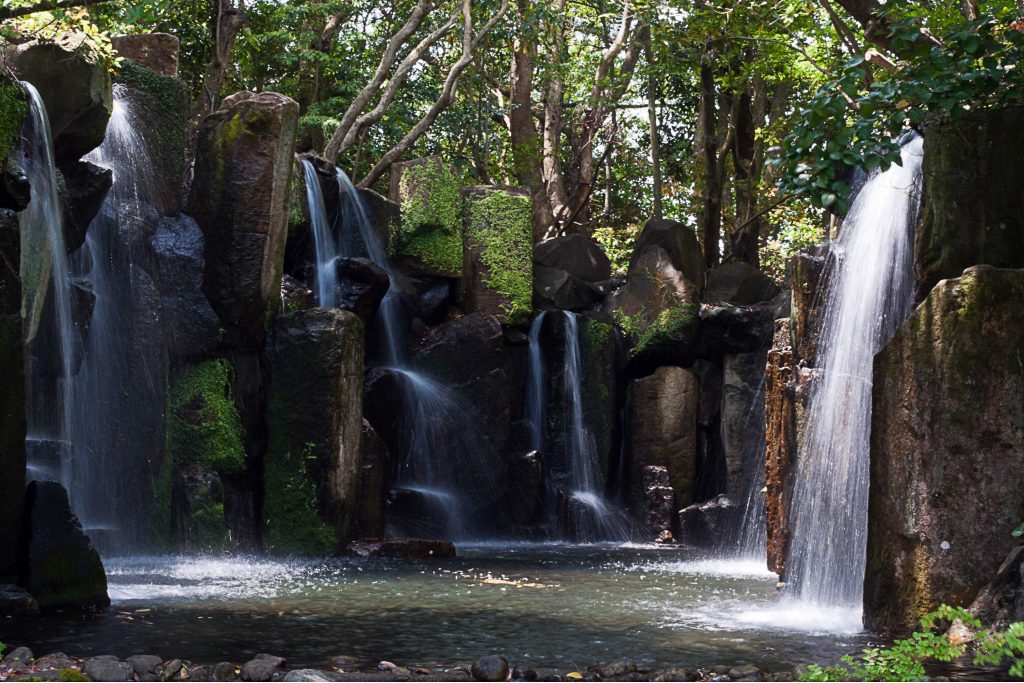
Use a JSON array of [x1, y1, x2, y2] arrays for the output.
[[189, 665, 214, 681], [677, 494, 743, 547], [865, 266, 1024, 634], [915, 107, 1024, 297], [151, 214, 223, 362], [112, 33, 180, 76], [33, 654, 76, 671], [389, 157, 463, 277], [83, 657, 134, 682], [728, 665, 761, 681], [764, 319, 796, 577], [534, 235, 612, 283], [3, 646, 34, 668], [533, 265, 604, 312], [351, 420, 390, 539], [211, 661, 238, 681], [281, 274, 315, 312], [411, 277, 450, 324], [334, 257, 390, 319], [965, 545, 1024, 631], [241, 658, 280, 682], [596, 661, 637, 678], [504, 451, 544, 528], [127, 655, 164, 675], [605, 246, 700, 370], [721, 351, 768, 496], [789, 245, 830, 366], [626, 367, 698, 515], [188, 91, 298, 348], [2, 154, 31, 213], [460, 186, 533, 325], [265, 308, 365, 553], [14, 34, 113, 164], [692, 360, 726, 505], [704, 262, 780, 305], [642, 468, 676, 536], [345, 538, 456, 558], [159, 659, 183, 681], [0, 583, 37, 617], [694, 298, 782, 359], [629, 218, 705, 291], [59, 160, 112, 253], [471, 655, 510, 682], [23, 481, 109, 611], [282, 671, 339, 682], [653, 669, 697, 682]]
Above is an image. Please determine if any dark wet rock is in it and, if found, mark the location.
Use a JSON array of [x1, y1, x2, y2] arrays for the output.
[[627, 367, 698, 517], [594, 661, 638, 679], [346, 538, 456, 559], [211, 661, 239, 681], [83, 657, 134, 681], [127, 654, 164, 675], [281, 274, 315, 312], [1, 155, 31, 213], [629, 218, 705, 292], [677, 494, 743, 548], [357, 186, 400, 258], [0, 584, 38, 616], [704, 262, 779, 305], [335, 257, 390, 319], [13, 34, 112, 165], [265, 309, 365, 552], [189, 665, 214, 682], [721, 351, 768, 497], [189, 91, 298, 348], [352, 420, 390, 539], [411, 278, 450, 325], [471, 655, 510, 682], [533, 265, 603, 312], [641, 467, 675, 537], [59, 160, 111, 253], [460, 185, 533, 325], [966, 545, 1024, 631], [242, 656, 283, 682], [788, 245, 830, 367], [152, 214, 222, 362], [504, 451, 544, 528], [915, 106, 1024, 297], [112, 33, 180, 77], [2, 646, 34, 669], [160, 659, 184, 681], [694, 297, 781, 359], [865, 266, 1024, 634], [33, 654, 76, 671], [534, 235, 612, 283], [692, 360, 726, 505], [23, 481, 109, 611], [653, 669, 698, 682], [764, 319, 796, 577]]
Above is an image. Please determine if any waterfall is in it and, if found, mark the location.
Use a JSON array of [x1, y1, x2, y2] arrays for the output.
[[785, 135, 924, 611], [19, 82, 77, 488], [300, 158, 340, 307], [524, 311, 548, 454], [71, 85, 166, 551], [733, 373, 767, 559]]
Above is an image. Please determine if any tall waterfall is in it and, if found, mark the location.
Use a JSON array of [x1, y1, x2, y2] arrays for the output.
[[71, 85, 166, 551], [734, 374, 767, 559], [785, 135, 924, 610], [300, 158, 340, 308], [19, 82, 77, 487]]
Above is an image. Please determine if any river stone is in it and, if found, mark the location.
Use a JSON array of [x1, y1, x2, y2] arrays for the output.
[[865, 266, 1024, 634], [265, 308, 364, 553], [13, 34, 112, 165], [2, 647, 33, 669], [23, 481, 109, 611], [460, 185, 533, 325], [83, 657, 134, 682], [471, 655, 510, 682], [627, 367, 698, 514], [915, 106, 1024, 296], [789, 245, 830, 366], [704, 262, 780, 305], [189, 91, 298, 348], [127, 655, 164, 675], [534, 234, 611, 283], [282, 671, 339, 682], [212, 661, 239, 681], [764, 319, 796, 576], [241, 659, 280, 682], [112, 33, 180, 77]]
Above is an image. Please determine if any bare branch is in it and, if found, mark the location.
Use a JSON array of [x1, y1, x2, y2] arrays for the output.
[[0, 0, 108, 20]]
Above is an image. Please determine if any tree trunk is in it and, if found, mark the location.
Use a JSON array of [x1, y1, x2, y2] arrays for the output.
[[197, 0, 247, 119], [698, 59, 722, 268], [540, 0, 572, 239], [646, 40, 663, 221]]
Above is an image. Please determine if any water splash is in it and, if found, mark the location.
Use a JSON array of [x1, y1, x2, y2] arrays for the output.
[[784, 135, 924, 611], [19, 82, 77, 493]]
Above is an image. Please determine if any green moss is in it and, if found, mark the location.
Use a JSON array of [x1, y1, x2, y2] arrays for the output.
[[116, 60, 187, 164], [394, 159, 463, 274], [167, 360, 246, 473], [0, 80, 27, 160], [465, 190, 533, 324], [188, 501, 230, 552], [615, 303, 699, 359], [58, 668, 89, 682]]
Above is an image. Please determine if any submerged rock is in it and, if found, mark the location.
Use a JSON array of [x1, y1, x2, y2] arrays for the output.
[[345, 538, 456, 559], [0, 585, 38, 616], [22, 481, 109, 612], [677, 494, 743, 548]]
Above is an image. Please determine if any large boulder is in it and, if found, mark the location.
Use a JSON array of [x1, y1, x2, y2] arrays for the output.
[[533, 264, 603, 312], [703, 261, 780, 305], [694, 297, 782, 359], [334, 257, 389, 320], [22, 481, 109, 611], [626, 367, 698, 515], [188, 91, 298, 348], [0, 77, 28, 194], [59, 160, 111, 253], [14, 34, 113, 165], [533, 234, 612, 283], [865, 266, 1024, 634], [460, 186, 533, 325], [629, 218, 705, 290], [963, 545, 1024, 632], [0, 210, 25, 580], [915, 107, 1024, 297], [389, 157, 463, 277], [265, 309, 365, 552], [677, 494, 743, 548], [112, 33, 180, 77]]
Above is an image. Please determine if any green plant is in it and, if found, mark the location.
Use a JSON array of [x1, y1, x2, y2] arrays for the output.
[[799, 606, 1024, 682], [394, 160, 464, 274], [464, 190, 533, 324], [58, 669, 90, 682], [1012, 521, 1024, 538]]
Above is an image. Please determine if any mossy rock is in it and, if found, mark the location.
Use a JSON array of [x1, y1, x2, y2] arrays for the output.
[[0, 77, 27, 162], [166, 359, 246, 473], [389, 157, 464, 277]]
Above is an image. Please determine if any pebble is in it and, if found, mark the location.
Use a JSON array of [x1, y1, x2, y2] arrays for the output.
[[3, 646, 34, 668], [160, 658, 184, 681], [471, 655, 511, 682], [82, 656, 135, 682], [128, 654, 164, 675], [241, 658, 280, 682], [213, 661, 240, 680]]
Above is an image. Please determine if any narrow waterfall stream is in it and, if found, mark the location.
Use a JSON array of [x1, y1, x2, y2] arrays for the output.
[[300, 158, 340, 308], [733, 373, 767, 560], [19, 82, 77, 489], [784, 135, 924, 613]]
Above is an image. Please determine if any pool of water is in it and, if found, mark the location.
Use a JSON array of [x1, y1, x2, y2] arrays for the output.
[[1, 545, 876, 674]]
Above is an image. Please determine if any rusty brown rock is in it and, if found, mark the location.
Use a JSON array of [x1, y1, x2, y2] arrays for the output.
[[764, 318, 795, 576]]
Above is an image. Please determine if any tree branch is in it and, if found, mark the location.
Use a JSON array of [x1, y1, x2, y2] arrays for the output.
[[0, 0, 107, 20]]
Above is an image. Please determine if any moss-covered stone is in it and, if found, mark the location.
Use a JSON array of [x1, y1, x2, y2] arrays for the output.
[[167, 360, 246, 473], [0, 78, 27, 161], [389, 157, 464, 276], [460, 186, 533, 325]]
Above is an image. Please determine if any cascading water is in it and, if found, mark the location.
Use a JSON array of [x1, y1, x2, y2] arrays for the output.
[[300, 159, 340, 308], [784, 135, 924, 611], [19, 82, 77, 488], [524, 311, 548, 454], [70, 85, 167, 551], [733, 373, 767, 559]]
